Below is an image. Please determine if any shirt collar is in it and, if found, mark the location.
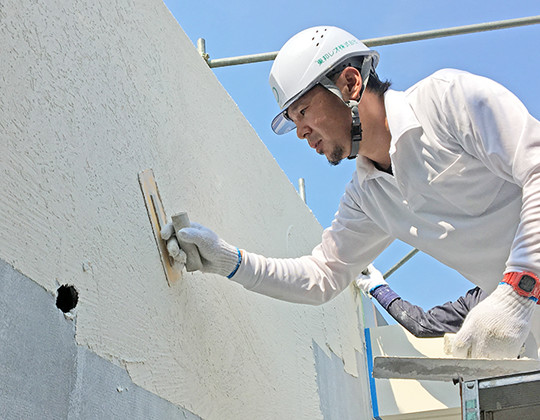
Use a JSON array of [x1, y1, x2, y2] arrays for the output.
[[355, 155, 377, 183], [384, 89, 421, 155], [384, 90, 420, 156], [355, 89, 420, 182]]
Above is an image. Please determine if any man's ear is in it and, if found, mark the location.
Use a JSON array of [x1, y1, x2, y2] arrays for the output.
[[335, 67, 363, 101]]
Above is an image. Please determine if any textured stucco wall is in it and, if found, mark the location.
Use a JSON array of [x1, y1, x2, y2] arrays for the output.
[[0, 1, 373, 418]]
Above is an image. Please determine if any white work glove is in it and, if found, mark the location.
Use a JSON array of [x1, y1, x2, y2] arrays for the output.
[[161, 222, 240, 278], [451, 283, 536, 359], [162, 230, 187, 266], [354, 264, 388, 294]]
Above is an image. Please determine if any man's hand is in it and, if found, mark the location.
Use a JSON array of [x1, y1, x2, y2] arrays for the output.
[[160, 224, 187, 265], [354, 264, 388, 294], [161, 222, 240, 278], [451, 283, 535, 358]]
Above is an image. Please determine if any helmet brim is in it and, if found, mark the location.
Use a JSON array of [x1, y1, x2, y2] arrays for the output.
[[271, 111, 296, 135]]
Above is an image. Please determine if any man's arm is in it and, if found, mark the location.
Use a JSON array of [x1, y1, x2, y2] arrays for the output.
[[377, 286, 485, 337], [440, 71, 540, 358], [161, 185, 393, 305], [355, 266, 486, 337], [442, 71, 540, 278]]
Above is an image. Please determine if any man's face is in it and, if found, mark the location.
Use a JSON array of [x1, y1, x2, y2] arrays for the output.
[[287, 85, 352, 166]]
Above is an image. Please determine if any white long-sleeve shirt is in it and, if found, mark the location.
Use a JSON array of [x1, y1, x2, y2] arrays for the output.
[[233, 69, 540, 305]]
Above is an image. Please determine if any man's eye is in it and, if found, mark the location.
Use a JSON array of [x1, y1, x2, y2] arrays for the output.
[[300, 108, 307, 116]]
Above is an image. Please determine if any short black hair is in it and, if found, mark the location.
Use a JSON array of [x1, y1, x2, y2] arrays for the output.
[[366, 69, 391, 97]]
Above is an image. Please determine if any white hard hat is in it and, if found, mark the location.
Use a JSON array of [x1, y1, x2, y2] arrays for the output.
[[269, 26, 379, 135]]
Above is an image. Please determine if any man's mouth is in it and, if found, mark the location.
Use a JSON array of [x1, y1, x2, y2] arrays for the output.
[[315, 140, 322, 154]]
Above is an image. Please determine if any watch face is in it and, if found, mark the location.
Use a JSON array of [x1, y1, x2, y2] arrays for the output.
[[518, 275, 536, 293]]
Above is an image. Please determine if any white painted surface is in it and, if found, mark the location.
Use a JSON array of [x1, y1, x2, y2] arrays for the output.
[[0, 0, 372, 418], [368, 324, 461, 419]]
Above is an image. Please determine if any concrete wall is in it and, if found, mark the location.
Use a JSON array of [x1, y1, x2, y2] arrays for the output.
[[0, 0, 373, 418]]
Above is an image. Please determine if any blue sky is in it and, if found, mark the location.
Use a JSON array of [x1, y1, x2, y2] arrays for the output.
[[164, 0, 540, 322]]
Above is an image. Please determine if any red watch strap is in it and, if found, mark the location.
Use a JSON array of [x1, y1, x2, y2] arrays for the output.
[[502, 271, 540, 304]]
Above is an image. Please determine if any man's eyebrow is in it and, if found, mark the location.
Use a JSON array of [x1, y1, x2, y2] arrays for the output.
[[289, 97, 307, 115]]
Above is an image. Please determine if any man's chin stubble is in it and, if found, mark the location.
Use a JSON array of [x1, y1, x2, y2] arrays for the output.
[[327, 146, 345, 166]]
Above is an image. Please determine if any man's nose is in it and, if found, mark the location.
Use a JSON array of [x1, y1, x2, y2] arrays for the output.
[[296, 122, 311, 141]]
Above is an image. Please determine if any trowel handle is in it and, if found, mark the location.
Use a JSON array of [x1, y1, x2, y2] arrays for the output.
[[171, 212, 204, 272]]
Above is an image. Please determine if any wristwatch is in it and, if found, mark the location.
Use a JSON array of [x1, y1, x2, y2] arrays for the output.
[[502, 271, 540, 303]]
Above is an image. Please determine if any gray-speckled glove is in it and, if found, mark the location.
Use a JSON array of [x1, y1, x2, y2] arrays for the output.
[[451, 283, 535, 358]]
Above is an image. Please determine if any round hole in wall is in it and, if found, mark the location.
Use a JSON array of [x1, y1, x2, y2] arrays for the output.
[[56, 285, 79, 313]]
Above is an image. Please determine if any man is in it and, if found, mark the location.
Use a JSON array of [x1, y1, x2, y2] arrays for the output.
[[162, 26, 540, 359], [355, 265, 486, 338]]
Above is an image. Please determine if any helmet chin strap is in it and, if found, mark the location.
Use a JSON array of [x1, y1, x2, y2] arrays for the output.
[[347, 99, 362, 159], [347, 58, 373, 159]]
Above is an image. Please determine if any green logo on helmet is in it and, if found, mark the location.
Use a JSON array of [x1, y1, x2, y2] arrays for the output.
[[316, 39, 359, 65], [272, 87, 279, 104]]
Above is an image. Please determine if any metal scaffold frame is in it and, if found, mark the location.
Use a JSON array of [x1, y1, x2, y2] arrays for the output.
[[197, 15, 540, 277], [198, 15, 540, 68]]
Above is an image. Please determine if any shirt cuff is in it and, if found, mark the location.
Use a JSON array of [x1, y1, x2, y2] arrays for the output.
[[370, 285, 400, 310]]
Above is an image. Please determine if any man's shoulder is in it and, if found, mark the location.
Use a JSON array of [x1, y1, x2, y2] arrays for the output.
[[400, 68, 492, 116], [406, 68, 471, 94], [426, 68, 471, 80]]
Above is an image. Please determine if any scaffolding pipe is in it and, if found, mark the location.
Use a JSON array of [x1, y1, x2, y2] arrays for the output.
[[197, 38, 209, 62], [298, 178, 306, 203], [204, 15, 540, 68], [383, 248, 420, 279]]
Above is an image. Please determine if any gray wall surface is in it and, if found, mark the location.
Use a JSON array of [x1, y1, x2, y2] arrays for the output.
[[314, 341, 372, 420], [0, 259, 201, 420]]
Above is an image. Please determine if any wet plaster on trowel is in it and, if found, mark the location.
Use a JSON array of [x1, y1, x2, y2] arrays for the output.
[[1, 0, 373, 418]]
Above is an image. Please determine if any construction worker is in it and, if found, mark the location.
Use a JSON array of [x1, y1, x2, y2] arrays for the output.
[[162, 26, 540, 359], [355, 265, 486, 338]]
